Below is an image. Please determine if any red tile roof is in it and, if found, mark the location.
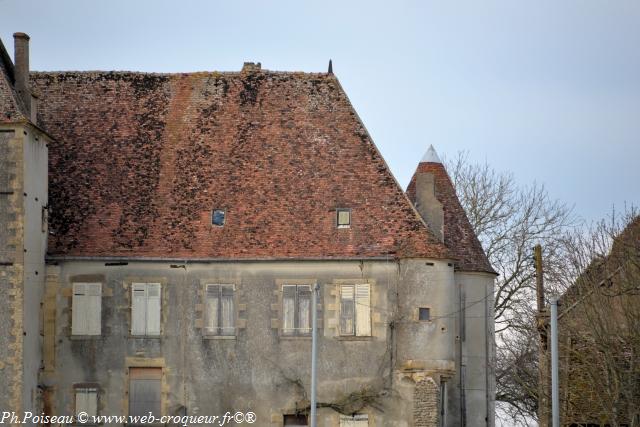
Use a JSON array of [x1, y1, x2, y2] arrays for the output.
[[407, 161, 495, 273], [30, 70, 453, 260], [0, 42, 27, 124]]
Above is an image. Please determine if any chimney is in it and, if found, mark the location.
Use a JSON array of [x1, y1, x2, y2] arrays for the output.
[[415, 172, 444, 242], [241, 62, 261, 72], [13, 32, 31, 117], [413, 145, 445, 242]]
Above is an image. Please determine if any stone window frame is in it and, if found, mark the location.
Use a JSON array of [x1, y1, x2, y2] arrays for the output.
[[272, 278, 321, 340], [337, 283, 372, 337], [73, 382, 100, 424], [65, 274, 110, 340], [124, 357, 167, 423], [326, 279, 383, 341], [71, 282, 102, 337], [124, 277, 167, 339], [195, 279, 246, 339]]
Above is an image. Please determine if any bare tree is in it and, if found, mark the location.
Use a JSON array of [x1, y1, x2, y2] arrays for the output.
[[447, 152, 577, 334], [445, 152, 577, 423], [548, 210, 640, 426]]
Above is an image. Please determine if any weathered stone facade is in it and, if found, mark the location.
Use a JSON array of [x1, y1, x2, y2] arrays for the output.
[[0, 32, 496, 426], [0, 123, 50, 424]]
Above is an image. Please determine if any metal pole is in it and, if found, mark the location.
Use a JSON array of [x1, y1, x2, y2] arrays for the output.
[[310, 284, 319, 427], [550, 296, 560, 427]]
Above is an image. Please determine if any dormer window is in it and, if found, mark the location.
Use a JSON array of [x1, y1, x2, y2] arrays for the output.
[[336, 208, 351, 229], [212, 209, 226, 227]]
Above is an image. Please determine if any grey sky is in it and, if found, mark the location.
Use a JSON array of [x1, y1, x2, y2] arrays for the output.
[[2, 0, 638, 223]]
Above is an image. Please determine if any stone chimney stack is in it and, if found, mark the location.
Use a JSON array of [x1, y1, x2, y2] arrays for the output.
[[414, 145, 445, 242], [13, 32, 32, 117]]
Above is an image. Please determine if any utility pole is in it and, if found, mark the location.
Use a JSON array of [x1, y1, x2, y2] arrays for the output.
[[535, 245, 545, 312], [534, 245, 550, 427], [550, 297, 560, 427], [310, 284, 319, 427]]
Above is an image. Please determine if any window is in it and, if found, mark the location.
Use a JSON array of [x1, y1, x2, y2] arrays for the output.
[[340, 414, 368, 426], [41, 205, 48, 233], [340, 284, 371, 336], [75, 386, 98, 421], [336, 208, 351, 228], [205, 284, 235, 336], [419, 307, 431, 321], [283, 414, 308, 426], [282, 285, 312, 336], [131, 283, 161, 336], [212, 209, 225, 226], [129, 368, 162, 418], [72, 283, 102, 336]]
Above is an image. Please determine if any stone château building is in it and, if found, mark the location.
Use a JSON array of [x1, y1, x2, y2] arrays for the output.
[[0, 33, 496, 426]]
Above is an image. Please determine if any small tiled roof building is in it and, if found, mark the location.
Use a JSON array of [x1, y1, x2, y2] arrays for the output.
[[0, 33, 495, 427]]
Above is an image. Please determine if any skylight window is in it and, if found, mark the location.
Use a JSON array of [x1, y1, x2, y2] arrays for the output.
[[336, 208, 351, 228], [212, 209, 226, 227]]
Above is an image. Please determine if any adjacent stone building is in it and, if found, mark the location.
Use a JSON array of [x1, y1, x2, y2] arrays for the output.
[[537, 217, 640, 427], [0, 33, 496, 426]]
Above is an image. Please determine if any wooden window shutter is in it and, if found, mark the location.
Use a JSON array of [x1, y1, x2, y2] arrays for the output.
[[340, 414, 369, 426], [129, 368, 162, 417], [282, 285, 297, 335], [340, 284, 355, 336], [76, 388, 98, 418], [355, 284, 371, 336], [145, 283, 162, 336], [297, 286, 312, 335], [131, 283, 147, 336], [220, 285, 235, 336], [205, 284, 220, 335], [72, 283, 87, 335], [86, 283, 102, 335]]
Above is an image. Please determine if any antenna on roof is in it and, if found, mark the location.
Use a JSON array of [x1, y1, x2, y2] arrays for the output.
[[328, 59, 333, 75]]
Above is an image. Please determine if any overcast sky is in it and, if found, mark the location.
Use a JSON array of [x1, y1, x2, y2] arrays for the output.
[[2, 0, 638, 223]]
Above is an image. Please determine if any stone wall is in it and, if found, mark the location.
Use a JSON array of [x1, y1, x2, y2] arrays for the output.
[[41, 258, 457, 426], [0, 127, 25, 417], [414, 377, 440, 427]]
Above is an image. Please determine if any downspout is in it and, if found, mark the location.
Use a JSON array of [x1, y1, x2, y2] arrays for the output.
[[485, 280, 491, 426], [459, 281, 466, 427]]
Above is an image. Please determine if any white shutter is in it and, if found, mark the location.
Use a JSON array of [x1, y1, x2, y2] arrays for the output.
[[72, 283, 87, 335], [282, 285, 297, 335], [85, 389, 98, 418], [340, 285, 355, 336], [205, 285, 220, 335], [355, 284, 371, 336], [340, 414, 368, 426], [75, 389, 87, 415], [131, 283, 147, 336], [86, 283, 102, 335], [146, 283, 162, 336], [76, 388, 98, 418]]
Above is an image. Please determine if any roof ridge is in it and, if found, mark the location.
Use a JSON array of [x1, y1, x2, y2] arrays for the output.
[[30, 69, 334, 77]]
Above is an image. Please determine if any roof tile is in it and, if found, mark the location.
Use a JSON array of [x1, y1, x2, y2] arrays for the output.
[[31, 70, 451, 260]]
